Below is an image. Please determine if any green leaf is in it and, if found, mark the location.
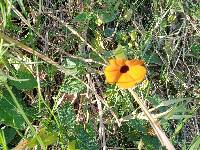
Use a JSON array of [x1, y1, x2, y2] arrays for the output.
[[129, 30, 137, 41], [60, 77, 86, 94], [56, 104, 98, 149], [67, 140, 76, 150], [143, 53, 162, 65], [0, 89, 25, 129], [189, 134, 200, 150], [75, 125, 98, 150], [124, 9, 133, 22], [98, 10, 117, 23], [28, 128, 58, 148], [191, 44, 200, 54], [74, 12, 91, 22], [57, 103, 76, 129], [3, 127, 17, 144], [0, 129, 7, 150], [113, 44, 126, 59], [63, 58, 86, 75], [8, 65, 37, 90]]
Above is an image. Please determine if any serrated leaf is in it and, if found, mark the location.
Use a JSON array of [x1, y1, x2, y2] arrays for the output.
[[57, 103, 76, 128], [75, 125, 98, 149], [63, 58, 86, 75], [60, 77, 86, 94]]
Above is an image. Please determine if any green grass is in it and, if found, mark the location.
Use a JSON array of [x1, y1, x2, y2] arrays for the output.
[[0, 0, 199, 149]]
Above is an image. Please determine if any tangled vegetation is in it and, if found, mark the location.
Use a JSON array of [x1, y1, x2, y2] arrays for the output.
[[0, 0, 199, 149]]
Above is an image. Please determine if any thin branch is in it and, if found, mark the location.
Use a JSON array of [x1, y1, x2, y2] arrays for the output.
[[128, 89, 175, 150], [46, 13, 107, 63], [87, 74, 106, 150]]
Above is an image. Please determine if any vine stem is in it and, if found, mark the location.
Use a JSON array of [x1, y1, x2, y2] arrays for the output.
[[128, 89, 175, 150]]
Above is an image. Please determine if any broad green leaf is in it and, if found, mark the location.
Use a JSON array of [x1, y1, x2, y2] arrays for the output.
[[0, 89, 25, 129], [8, 65, 37, 90], [74, 12, 91, 22], [63, 58, 86, 75], [143, 53, 162, 65], [98, 10, 117, 23], [3, 127, 16, 144]]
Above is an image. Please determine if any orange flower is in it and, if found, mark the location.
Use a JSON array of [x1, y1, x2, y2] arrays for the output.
[[104, 59, 147, 89]]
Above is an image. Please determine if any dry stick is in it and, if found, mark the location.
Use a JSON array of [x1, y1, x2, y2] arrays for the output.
[[0, 32, 70, 74], [0, 32, 121, 127], [87, 74, 106, 150], [46, 13, 107, 63], [120, 107, 172, 122], [128, 89, 175, 150]]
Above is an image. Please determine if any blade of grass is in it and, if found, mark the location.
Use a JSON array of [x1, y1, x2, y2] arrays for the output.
[[0, 129, 7, 150], [4, 83, 46, 149], [189, 134, 200, 150]]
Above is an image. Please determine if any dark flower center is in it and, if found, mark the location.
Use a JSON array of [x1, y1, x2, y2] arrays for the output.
[[120, 65, 129, 73]]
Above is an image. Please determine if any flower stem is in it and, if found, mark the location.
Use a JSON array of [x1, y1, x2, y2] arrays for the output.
[[128, 89, 175, 150]]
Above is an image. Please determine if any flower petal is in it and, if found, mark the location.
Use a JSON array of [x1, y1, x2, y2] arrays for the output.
[[116, 73, 136, 88], [104, 70, 120, 83], [109, 59, 117, 66], [115, 59, 126, 66], [125, 60, 144, 67], [116, 81, 136, 89], [128, 65, 147, 83]]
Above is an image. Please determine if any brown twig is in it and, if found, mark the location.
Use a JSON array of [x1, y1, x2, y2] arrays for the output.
[[128, 89, 175, 150], [87, 74, 106, 150]]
